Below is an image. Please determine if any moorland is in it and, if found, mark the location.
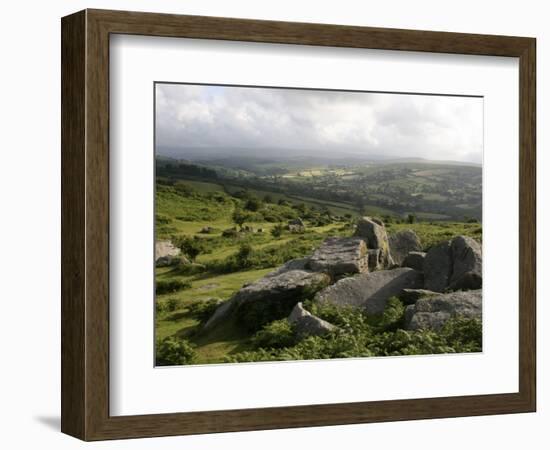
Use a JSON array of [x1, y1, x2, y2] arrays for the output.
[[154, 154, 483, 365]]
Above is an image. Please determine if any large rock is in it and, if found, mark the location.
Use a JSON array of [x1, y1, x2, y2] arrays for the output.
[[405, 290, 482, 330], [423, 236, 482, 292], [288, 302, 336, 337], [155, 240, 180, 260], [265, 257, 310, 278], [449, 236, 482, 290], [389, 230, 422, 265], [203, 270, 330, 330], [402, 251, 426, 271], [155, 255, 189, 268], [423, 240, 453, 292], [315, 267, 423, 315], [307, 237, 368, 277], [354, 217, 394, 268], [399, 288, 439, 305], [288, 218, 306, 233]]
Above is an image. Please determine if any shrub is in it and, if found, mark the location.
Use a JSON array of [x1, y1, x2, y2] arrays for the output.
[[232, 208, 250, 229], [244, 196, 262, 212], [252, 320, 297, 349], [155, 213, 172, 225], [222, 228, 238, 238], [186, 298, 223, 323], [226, 303, 482, 363], [375, 297, 405, 332], [270, 223, 285, 238], [155, 279, 191, 295], [156, 336, 196, 366], [176, 236, 205, 262]]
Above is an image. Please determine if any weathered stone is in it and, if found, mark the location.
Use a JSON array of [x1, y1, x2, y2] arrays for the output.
[[288, 302, 336, 337], [155, 240, 180, 260], [289, 217, 306, 227], [399, 288, 439, 305], [307, 237, 368, 277], [203, 270, 330, 330], [402, 251, 426, 271], [155, 255, 189, 268], [354, 217, 394, 268], [315, 267, 423, 315], [367, 249, 382, 271], [449, 236, 482, 290], [265, 257, 311, 278], [423, 236, 482, 292], [423, 241, 452, 292], [389, 230, 422, 265], [199, 226, 214, 234], [405, 290, 482, 330], [287, 217, 306, 233]]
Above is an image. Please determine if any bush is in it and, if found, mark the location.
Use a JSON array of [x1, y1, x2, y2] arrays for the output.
[[375, 297, 405, 332], [270, 223, 285, 238], [155, 279, 191, 295], [226, 299, 482, 363], [155, 213, 172, 225], [186, 298, 223, 324], [156, 336, 196, 366], [252, 320, 297, 349], [222, 228, 239, 238], [156, 297, 186, 316], [176, 236, 205, 262], [244, 196, 262, 212]]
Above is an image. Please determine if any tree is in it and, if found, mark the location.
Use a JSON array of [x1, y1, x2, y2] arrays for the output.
[[270, 223, 284, 238], [177, 237, 203, 262], [236, 243, 253, 265], [244, 196, 262, 212], [232, 208, 249, 230], [407, 213, 416, 224]]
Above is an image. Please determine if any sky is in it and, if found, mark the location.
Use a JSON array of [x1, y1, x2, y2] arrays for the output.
[[155, 83, 483, 164]]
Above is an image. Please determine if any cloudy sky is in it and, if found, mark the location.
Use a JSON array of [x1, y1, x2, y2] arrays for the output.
[[156, 83, 483, 164]]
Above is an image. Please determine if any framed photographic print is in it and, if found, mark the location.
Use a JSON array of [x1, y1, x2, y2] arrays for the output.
[[61, 9, 536, 441]]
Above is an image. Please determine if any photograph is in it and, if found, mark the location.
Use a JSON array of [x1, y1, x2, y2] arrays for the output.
[[153, 83, 483, 366]]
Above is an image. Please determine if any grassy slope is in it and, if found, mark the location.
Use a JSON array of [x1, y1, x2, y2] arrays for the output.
[[155, 179, 482, 364]]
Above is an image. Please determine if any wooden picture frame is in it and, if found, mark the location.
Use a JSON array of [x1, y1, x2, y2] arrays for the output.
[[61, 9, 536, 441]]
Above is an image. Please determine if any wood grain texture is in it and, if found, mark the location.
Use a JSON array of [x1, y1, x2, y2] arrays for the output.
[[61, 9, 537, 441], [61, 10, 86, 439]]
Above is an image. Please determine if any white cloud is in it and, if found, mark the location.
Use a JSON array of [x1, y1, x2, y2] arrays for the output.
[[155, 83, 483, 163]]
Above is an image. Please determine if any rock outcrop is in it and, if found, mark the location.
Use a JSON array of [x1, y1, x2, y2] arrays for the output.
[[354, 217, 394, 268], [389, 229, 422, 265], [288, 302, 336, 337], [423, 240, 453, 292], [155, 240, 180, 260], [315, 267, 423, 315], [265, 257, 310, 278], [155, 255, 189, 268], [449, 236, 482, 290], [405, 289, 482, 330], [203, 269, 330, 330], [307, 237, 368, 277], [399, 288, 439, 305], [423, 236, 482, 292], [402, 251, 426, 272], [288, 218, 306, 233]]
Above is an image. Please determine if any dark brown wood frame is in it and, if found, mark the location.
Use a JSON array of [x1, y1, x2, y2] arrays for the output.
[[61, 9, 536, 441]]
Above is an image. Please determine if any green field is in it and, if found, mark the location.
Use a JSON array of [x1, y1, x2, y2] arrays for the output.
[[155, 178, 482, 365]]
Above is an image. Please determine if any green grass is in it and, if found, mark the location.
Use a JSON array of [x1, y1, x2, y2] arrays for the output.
[[386, 221, 482, 250], [155, 174, 482, 364]]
